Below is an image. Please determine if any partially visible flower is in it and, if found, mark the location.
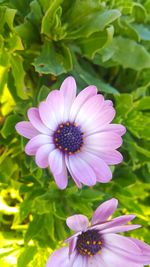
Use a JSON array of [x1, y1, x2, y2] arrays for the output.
[[15, 76, 126, 189], [46, 198, 150, 267]]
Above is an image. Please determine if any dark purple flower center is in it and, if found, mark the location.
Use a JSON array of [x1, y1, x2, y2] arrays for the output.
[[53, 122, 83, 154], [76, 229, 102, 256]]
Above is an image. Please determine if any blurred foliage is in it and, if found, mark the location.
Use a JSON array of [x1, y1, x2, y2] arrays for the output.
[[0, 0, 150, 266]]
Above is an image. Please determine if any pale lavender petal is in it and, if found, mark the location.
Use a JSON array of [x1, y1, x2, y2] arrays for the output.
[[66, 214, 89, 232], [91, 198, 118, 225], [39, 101, 58, 131], [52, 161, 68, 190], [46, 90, 64, 123], [92, 215, 136, 231], [25, 134, 52, 155], [100, 124, 126, 136], [129, 237, 150, 256], [65, 155, 82, 188], [27, 107, 51, 134], [101, 247, 142, 267], [60, 76, 77, 121], [85, 132, 122, 150], [104, 244, 150, 265], [87, 254, 107, 267], [35, 144, 55, 168], [104, 100, 113, 106], [69, 85, 97, 121], [72, 254, 86, 267], [79, 151, 112, 183], [46, 247, 73, 267], [103, 234, 141, 255], [100, 224, 141, 234], [85, 149, 123, 165], [15, 121, 39, 139], [75, 95, 104, 130], [69, 236, 77, 257], [83, 106, 116, 136], [48, 149, 64, 175], [68, 154, 97, 186]]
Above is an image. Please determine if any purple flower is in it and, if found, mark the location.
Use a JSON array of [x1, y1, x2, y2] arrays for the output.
[[46, 198, 150, 267], [15, 77, 126, 189]]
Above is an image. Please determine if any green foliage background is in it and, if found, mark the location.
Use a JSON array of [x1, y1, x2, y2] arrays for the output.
[[0, 0, 150, 266]]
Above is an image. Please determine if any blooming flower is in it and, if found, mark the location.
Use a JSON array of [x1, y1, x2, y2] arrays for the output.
[[15, 77, 126, 189], [46, 198, 150, 267]]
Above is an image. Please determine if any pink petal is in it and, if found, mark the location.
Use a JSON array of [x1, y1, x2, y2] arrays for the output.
[[60, 76, 77, 121], [35, 144, 55, 168], [101, 247, 143, 267], [103, 234, 141, 255], [65, 155, 82, 188], [100, 124, 126, 136], [69, 236, 78, 257], [68, 154, 97, 186], [92, 215, 136, 231], [104, 244, 150, 265], [104, 100, 113, 106], [15, 121, 39, 139], [86, 149, 123, 165], [79, 151, 112, 183], [46, 247, 73, 267], [83, 106, 116, 136], [27, 107, 51, 134], [48, 149, 64, 175], [72, 254, 86, 267], [46, 90, 64, 123], [91, 198, 118, 225], [85, 132, 122, 150], [25, 134, 52, 155], [39, 101, 58, 131], [87, 254, 107, 267], [129, 237, 150, 256], [75, 95, 104, 129], [52, 162, 68, 190], [66, 214, 89, 232], [100, 224, 141, 234], [69, 85, 97, 121]]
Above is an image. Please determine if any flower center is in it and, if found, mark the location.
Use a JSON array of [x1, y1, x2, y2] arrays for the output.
[[53, 122, 83, 154], [76, 230, 102, 256]]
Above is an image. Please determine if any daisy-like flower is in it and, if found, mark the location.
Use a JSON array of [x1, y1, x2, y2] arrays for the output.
[[15, 76, 126, 189], [46, 198, 150, 267]]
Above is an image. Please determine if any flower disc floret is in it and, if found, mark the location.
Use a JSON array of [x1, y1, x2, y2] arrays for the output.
[[53, 122, 83, 154], [76, 229, 102, 256]]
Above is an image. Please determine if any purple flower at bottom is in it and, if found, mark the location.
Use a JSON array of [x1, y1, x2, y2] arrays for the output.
[[15, 76, 126, 189], [46, 198, 150, 267]]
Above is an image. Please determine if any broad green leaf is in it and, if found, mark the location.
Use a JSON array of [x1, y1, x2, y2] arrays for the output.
[[77, 26, 114, 59], [135, 97, 150, 110], [105, 37, 150, 70], [33, 42, 72, 75], [10, 55, 28, 99], [131, 24, 150, 41], [17, 246, 37, 267], [24, 215, 44, 243], [67, 9, 121, 39], [1, 114, 21, 138], [41, 0, 66, 40]]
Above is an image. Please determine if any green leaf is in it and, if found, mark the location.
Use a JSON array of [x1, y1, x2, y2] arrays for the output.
[[10, 55, 28, 99], [105, 37, 150, 70], [41, 0, 66, 40], [17, 246, 37, 267], [33, 42, 72, 75], [24, 215, 43, 243], [77, 26, 114, 59], [1, 114, 21, 138], [67, 9, 121, 39], [135, 97, 150, 110]]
